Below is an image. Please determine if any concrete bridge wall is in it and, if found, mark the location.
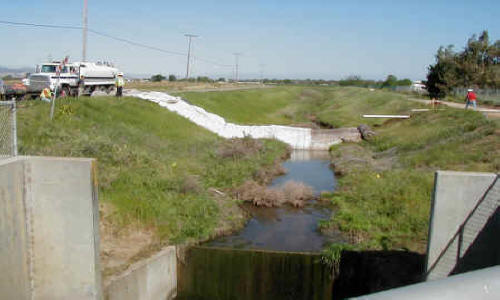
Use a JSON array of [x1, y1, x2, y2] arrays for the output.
[[426, 171, 499, 280], [0, 156, 101, 300], [104, 246, 177, 300]]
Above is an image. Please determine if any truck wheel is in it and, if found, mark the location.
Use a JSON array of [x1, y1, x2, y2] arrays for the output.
[[107, 86, 116, 95]]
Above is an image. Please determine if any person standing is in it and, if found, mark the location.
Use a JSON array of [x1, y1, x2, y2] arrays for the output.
[[115, 72, 125, 97], [40, 87, 52, 103], [465, 88, 477, 110], [78, 75, 85, 97]]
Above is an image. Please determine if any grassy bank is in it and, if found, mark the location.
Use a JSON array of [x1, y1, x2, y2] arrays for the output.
[[179, 86, 418, 127], [127, 80, 265, 93], [323, 108, 499, 252], [17, 96, 288, 272]]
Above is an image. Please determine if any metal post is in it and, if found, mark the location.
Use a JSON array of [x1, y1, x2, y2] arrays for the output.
[[50, 93, 56, 120], [82, 0, 88, 62], [11, 101, 17, 156], [233, 53, 242, 82], [50, 75, 60, 120]]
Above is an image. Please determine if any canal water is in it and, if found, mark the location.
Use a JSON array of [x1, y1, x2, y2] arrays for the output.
[[205, 150, 344, 252], [177, 150, 341, 299]]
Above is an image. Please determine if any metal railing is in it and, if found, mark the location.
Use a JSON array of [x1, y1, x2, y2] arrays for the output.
[[425, 175, 499, 279], [0, 100, 18, 158]]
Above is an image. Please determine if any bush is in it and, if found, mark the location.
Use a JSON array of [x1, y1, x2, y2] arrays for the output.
[[151, 74, 166, 82], [216, 137, 263, 159], [235, 180, 313, 208]]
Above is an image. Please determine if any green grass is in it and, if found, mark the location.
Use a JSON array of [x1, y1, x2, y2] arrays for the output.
[[177, 87, 303, 125], [325, 108, 499, 252], [179, 86, 419, 127], [17, 97, 288, 243]]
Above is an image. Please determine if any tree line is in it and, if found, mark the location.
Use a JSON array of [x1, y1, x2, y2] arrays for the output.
[[426, 30, 500, 98], [337, 75, 412, 88]]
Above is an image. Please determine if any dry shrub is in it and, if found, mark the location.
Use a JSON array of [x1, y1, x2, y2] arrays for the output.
[[180, 175, 201, 194], [235, 180, 314, 208], [281, 181, 314, 208], [217, 137, 263, 159], [254, 162, 287, 184]]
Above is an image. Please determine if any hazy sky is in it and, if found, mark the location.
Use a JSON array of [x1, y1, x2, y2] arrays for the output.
[[1, 0, 499, 80]]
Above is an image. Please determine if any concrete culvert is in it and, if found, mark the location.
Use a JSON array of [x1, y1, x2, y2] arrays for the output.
[[358, 124, 376, 140]]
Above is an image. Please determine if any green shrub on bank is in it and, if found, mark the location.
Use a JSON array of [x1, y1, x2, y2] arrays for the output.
[[331, 170, 433, 251]]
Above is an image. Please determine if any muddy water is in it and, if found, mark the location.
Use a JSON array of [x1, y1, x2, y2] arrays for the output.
[[176, 151, 341, 299], [205, 150, 344, 252]]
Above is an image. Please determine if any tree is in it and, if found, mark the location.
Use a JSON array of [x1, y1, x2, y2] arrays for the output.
[[168, 74, 176, 82], [151, 74, 166, 82], [426, 45, 459, 98], [196, 76, 212, 83], [396, 78, 412, 86], [426, 31, 500, 97], [381, 75, 398, 88]]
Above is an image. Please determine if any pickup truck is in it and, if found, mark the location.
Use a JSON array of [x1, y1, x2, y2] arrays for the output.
[[0, 79, 27, 100]]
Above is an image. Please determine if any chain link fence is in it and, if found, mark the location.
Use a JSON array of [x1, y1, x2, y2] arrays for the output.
[[0, 101, 18, 159], [452, 88, 500, 105]]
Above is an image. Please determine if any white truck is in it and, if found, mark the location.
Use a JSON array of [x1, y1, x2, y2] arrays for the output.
[[26, 61, 120, 97]]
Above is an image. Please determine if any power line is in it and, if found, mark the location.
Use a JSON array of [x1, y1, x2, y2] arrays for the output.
[[88, 29, 186, 56], [0, 20, 81, 30], [0, 19, 232, 67]]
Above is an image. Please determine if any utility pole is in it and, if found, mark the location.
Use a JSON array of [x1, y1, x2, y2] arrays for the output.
[[259, 63, 266, 84], [185, 34, 198, 79], [82, 0, 88, 62], [233, 53, 242, 82]]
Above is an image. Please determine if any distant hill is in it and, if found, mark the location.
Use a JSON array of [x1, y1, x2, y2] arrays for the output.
[[0, 66, 33, 77]]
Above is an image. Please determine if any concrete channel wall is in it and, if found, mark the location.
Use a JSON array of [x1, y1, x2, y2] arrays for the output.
[[426, 171, 499, 280], [104, 246, 177, 300], [0, 157, 31, 300], [0, 156, 101, 300]]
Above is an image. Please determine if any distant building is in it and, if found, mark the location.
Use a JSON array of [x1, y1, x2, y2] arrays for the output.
[[411, 81, 426, 93]]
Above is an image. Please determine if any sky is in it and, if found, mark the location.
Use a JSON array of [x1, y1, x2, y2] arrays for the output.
[[0, 0, 499, 80]]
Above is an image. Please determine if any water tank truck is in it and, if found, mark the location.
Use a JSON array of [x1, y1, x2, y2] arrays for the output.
[[26, 61, 120, 97]]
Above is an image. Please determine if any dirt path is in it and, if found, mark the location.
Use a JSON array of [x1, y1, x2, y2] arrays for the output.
[[407, 98, 500, 118]]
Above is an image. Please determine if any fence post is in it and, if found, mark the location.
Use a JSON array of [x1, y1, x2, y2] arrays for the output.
[[11, 100, 17, 156]]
